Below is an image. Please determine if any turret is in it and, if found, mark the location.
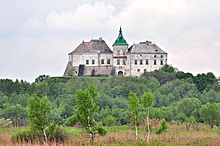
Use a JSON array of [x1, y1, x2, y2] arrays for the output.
[[113, 27, 128, 46], [112, 27, 129, 75]]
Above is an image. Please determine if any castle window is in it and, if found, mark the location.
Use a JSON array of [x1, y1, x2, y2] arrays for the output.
[[137, 69, 140, 72], [107, 59, 110, 64], [92, 60, 95, 64], [161, 60, 163, 65], [144, 69, 146, 72], [123, 59, 126, 65], [117, 50, 120, 55], [135, 60, 137, 65], [101, 59, 104, 64], [146, 59, 149, 65], [117, 59, 120, 65], [140, 60, 143, 65], [123, 51, 125, 55], [86, 60, 89, 65], [154, 55, 156, 58], [154, 60, 157, 65], [161, 55, 163, 58]]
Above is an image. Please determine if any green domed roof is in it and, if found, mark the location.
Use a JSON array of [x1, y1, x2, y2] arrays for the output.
[[113, 27, 128, 46]]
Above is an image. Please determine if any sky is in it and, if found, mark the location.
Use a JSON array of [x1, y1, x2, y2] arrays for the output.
[[0, 0, 219, 82]]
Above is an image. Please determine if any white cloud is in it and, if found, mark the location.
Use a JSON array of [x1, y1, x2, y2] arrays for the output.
[[1, 0, 220, 81], [28, 1, 116, 31], [23, 17, 44, 29]]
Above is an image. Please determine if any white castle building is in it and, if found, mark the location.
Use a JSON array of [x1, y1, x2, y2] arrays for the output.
[[64, 27, 167, 77]]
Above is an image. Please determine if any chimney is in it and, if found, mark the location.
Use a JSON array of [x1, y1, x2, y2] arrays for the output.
[[146, 40, 151, 45]]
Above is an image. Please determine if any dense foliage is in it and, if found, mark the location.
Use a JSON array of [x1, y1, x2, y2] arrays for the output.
[[0, 66, 220, 128]]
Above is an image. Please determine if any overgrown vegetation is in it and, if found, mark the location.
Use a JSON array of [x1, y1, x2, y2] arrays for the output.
[[12, 94, 68, 144], [1, 123, 219, 145], [0, 65, 219, 144]]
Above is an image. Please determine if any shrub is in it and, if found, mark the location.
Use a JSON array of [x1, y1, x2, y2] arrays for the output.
[[12, 123, 68, 143], [0, 118, 12, 128], [12, 129, 44, 143], [46, 121, 69, 142], [161, 120, 168, 131], [104, 116, 116, 126], [94, 126, 107, 136], [65, 115, 78, 127], [156, 120, 168, 134]]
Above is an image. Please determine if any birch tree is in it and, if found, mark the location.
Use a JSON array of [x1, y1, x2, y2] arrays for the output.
[[141, 89, 155, 144], [128, 91, 140, 140], [27, 94, 51, 143], [75, 84, 99, 142]]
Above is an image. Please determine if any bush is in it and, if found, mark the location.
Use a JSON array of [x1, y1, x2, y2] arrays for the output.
[[94, 126, 107, 136], [161, 120, 168, 130], [12, 129, 44, 143], [65, 115, 78, 127], [12, 122, 68, 143], [156, 120, 168, 134], [46, 121, 69, 142], [104, 116, 116, 126], [0, 118, 12, 128]]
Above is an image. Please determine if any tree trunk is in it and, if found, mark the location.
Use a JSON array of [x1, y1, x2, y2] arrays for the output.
[[88, 113, 93, 142], [135, 115, 138, 140], [43, 129, 48, 145], [147, 107, 150, 144]]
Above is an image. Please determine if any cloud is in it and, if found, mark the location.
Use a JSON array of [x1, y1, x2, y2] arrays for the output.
[[23, 1, 115, 32], [1, 0, 220, 81], [23, 18, 44, 29]]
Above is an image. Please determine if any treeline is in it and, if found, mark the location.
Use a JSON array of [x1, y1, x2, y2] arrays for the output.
[[0, 65, 219, 127]]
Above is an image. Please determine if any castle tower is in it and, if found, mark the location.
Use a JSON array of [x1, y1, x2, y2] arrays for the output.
[[112, 27, 130, 76]]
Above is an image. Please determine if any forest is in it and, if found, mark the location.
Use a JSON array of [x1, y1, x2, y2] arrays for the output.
[[0, 65, 219, 126], [0, 65, 220, 145]]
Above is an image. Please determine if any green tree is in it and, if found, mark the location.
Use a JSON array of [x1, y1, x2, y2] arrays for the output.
[[66, 115, 78, 127], [1, 104, 27, 126], [128, 91, 140, 140], [74, 84, 99, 142], [141, 89, 155, 144], [28, 94, 51, 132], [176, 71, 193, 80], [200, 102, 220, 128], [35, 75, 50, 83], [0, 92, 8, 108], [160, 64, 176, 73], [142, 71, 177, 85], [177, 98, 201, 120], [193, 72, 217, 92], [34, 82, 50, 97]]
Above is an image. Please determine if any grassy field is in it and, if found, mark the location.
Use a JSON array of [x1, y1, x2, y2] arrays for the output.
[[0, 122, 219, 145]]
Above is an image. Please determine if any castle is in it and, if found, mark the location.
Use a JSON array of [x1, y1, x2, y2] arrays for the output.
[[64, 27, 167, 77]]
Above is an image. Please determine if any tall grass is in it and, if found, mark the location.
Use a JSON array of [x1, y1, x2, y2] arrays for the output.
[[0, 122, 219, 145]]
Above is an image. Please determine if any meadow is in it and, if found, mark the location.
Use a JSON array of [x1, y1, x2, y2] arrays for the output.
[[0, 121, 219, 145]]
